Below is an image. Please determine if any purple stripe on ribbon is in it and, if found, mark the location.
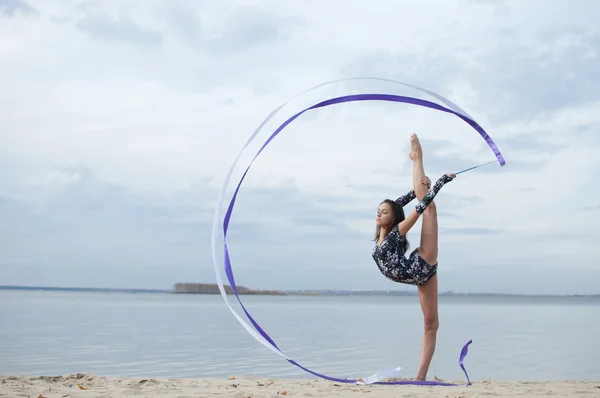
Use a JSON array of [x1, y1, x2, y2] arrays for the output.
[[219, 91, 500, 386]]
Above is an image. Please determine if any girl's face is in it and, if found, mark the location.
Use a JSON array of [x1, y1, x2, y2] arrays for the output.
[[376, 202, 393, 227]]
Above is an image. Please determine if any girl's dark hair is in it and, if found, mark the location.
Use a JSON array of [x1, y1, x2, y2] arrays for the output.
[[374, 199, 410, 252]]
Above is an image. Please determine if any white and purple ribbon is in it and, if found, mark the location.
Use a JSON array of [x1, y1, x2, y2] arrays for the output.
[[211, 77, 505, 386]]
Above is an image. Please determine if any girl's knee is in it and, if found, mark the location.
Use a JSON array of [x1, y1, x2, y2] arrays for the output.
[[424, 316, 439, 332], [423, 201, 437, 213]]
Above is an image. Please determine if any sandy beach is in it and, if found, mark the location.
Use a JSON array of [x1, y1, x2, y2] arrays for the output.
[[2, 373, 599, 398]]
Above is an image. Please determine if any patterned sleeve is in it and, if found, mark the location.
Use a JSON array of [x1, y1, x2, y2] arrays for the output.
[[415, 174, 454, 214], [387, 225, 403, 241], [395, 190, 416, 207]]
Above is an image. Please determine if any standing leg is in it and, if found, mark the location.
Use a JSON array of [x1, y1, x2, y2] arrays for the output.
[[415, 179, 440, 380], [415, 274, 439, 381]]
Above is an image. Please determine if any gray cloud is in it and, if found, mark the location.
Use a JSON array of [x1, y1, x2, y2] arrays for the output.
[[525, 231, 594, 243], [74, 12, 163, 46], [0, 164, 372, 289], [577, 122, 600, 147], [162, 2, 306, 55], [0, 165, 209, 268], [342, 21, 600, 125], [341, 49, 464, 99], [469, 25, 600, 123], [54, 1, 308, 95], [210, 6, 306, 54], [440, 226, 504, 235], [0, 0, 36, 17], [437, 193, 483, 211], [465, 0, 506, 4], [439, 262, 600, 295], [503, 134, 564, 155], [346, 173, 485, 216], [580, 204, 600, 211], [230, 181, 367, 229]]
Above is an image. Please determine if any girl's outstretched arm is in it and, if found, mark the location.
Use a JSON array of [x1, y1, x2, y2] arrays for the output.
[[395, 190, 416, 207], [395, 177, 431, 207], [398, 173, 455, 235]]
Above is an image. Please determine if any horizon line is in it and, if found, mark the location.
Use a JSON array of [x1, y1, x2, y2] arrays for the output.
[[1, 285, 598, 297]]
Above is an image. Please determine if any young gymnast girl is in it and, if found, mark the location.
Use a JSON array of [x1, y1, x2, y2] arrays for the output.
[[372, 133, 456, 381]]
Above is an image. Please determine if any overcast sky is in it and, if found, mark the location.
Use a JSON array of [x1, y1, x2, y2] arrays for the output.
[[1, 0, 599, 295]]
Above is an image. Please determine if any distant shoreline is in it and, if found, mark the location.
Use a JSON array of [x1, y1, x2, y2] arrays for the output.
[[1, 285, 598, 298]]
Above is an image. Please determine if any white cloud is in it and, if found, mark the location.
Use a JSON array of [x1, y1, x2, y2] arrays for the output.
[[1, 0, 599, 294]]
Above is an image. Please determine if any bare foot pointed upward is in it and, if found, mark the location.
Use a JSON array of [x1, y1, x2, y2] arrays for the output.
[[409, 133, 422, 161]]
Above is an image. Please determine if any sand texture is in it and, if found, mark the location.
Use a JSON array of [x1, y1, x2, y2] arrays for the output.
[[2, 373, 600, 398]]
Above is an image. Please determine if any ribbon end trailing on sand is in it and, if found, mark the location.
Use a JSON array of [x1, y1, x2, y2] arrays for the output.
[[356, 367, 402, 385]]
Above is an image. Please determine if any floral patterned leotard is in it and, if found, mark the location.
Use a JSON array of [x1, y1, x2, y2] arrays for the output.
[[372, 174, 453, 286]]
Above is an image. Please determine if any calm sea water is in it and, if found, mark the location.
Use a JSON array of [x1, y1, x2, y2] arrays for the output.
[[1, 290, 599, 381]]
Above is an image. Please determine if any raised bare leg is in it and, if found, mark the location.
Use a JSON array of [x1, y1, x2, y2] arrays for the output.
[[409, 133, 438, 265], [409, 134, 428, 201], [415, 274, 439, 381], [418, 202, 439, 265]]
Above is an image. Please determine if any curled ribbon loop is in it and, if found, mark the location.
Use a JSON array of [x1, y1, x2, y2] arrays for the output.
[[212, 77, 504, 385]]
